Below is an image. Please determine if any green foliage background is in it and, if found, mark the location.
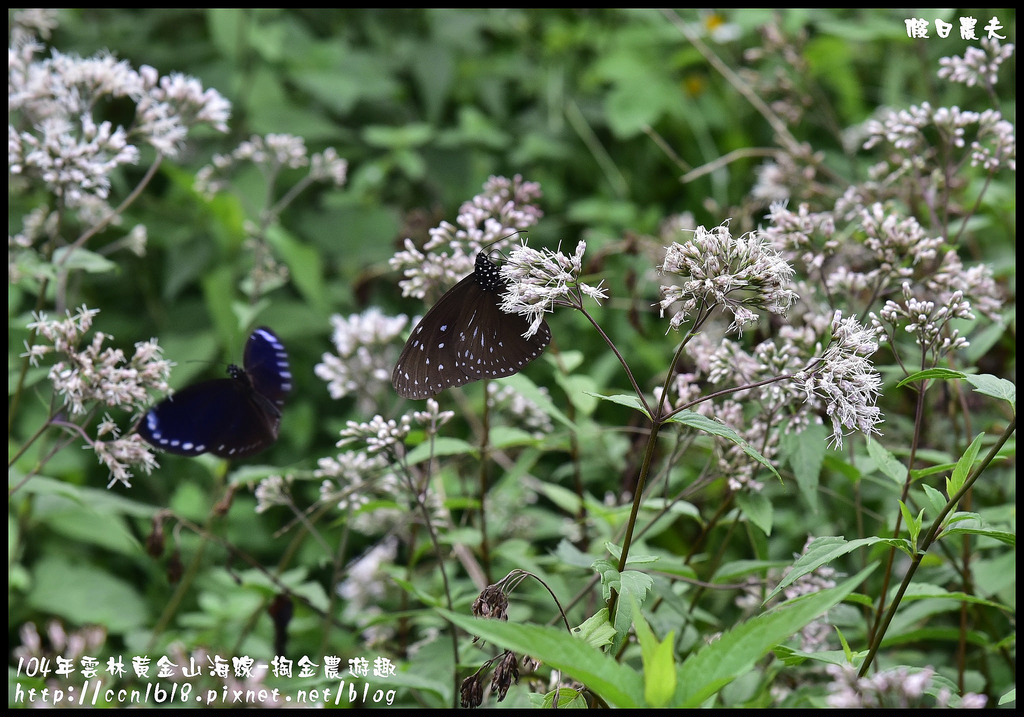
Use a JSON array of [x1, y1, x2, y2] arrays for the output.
[[9, 8, 1015, 709]]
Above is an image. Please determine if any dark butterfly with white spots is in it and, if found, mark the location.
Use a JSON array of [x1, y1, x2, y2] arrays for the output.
[[392, 251, 551, 399], [137, 327, 292, 457]]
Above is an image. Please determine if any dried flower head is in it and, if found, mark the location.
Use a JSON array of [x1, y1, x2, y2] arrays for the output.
[[472, 583, 510, 621], [490, 650, 521, 703], [460, 673, 484, 709]]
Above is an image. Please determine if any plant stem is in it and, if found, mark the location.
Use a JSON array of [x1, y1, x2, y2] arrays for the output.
[[859, 416, 1015, 676], [607, 418, 662, 618]]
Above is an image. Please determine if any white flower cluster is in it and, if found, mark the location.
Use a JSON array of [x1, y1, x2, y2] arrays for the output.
[[874, 282, 974, 358], [486, 383, 554, 438], [338, 415, 413, 454], [194, 134, 348, 197], [315, 308, 410, 408], [26, 306, 172, 415], [825, 663, 986, 709], [862, 102, 1015, 173], [389, 175, 543, 300], [22, 306, 172, 487], [938, 38, 1015, 90], [499, 240, 608, 338], [798, 311, 883, 449], [659, 222, 798, 334], [9, 25, 231, 209]]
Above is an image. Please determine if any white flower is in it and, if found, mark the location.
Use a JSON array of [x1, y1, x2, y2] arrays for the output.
[[499, 240, 607, 338], [798, 311, 883, 449], [389, 175, 543, 300], [659, 222, 797, 334], [339, 415, 412, 454], [938, 38, 1015, 89], [315, 308, 409, 406]]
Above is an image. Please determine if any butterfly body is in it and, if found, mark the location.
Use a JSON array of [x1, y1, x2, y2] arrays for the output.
[[138, 327, 292, 458], [392, 252, 550, 399]]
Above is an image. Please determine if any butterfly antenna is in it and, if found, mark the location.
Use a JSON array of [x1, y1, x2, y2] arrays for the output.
[[481, 229, 528, 262]]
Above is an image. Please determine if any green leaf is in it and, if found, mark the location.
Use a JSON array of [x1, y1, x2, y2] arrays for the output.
[[556, 374, 600, 416], [667, 410, 781, 481], [765, 536, 907, 603], [534, 481, 583, 516], [901, 582, 1013, 611], [489, 425, 540, 449], [921, 483, 949, 515], [363, 123, 435, 149], [442, 613, 646, 708], [865, 435, 906, 485], [264, 224, 328, 316], [941, 520, 1016, 547], [603, 542, 659, 565], [947, 433, 984, 501], [612, 570, 654, 651], [554, 350, 585, 373], [201, 264, 238, 339], [593, 557, 654, 651], [27, 556, 150, 633], [404, 437, 477, 465], [206, 8, 245, 61], [896, 367, 965, 387], [735, 489, 773, 536], [503, 373, 575, 429], [784, 421, 827, 513], [835, 626, 855, 662], [805, 35, 863, 119], [530, 687, 587, 708], [231, 298, 271, 334], [674, 566, 875, 707], [897, 499, 923, 546], [963, 373, 1015, 408], [52, 246, 118, 274], [586, 391, 651, 418], [630, 594, 676, 707], [605, 75, 681, 138], [572, 608, 616, 649], [290, 49, 400, 114]]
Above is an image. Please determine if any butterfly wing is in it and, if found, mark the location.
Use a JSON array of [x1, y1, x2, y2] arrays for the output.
[[137, 327, 291, 458], [137, 375, 277, 457], [392, 254, 551, 399], [455, 302, 551, 382], [392, 273, 483, 399], [243, 327, 292, 410]]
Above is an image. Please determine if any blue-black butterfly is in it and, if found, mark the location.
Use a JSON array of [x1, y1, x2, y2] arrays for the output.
[[392, 250, 551, 399], [138, 327, 292, 457]]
